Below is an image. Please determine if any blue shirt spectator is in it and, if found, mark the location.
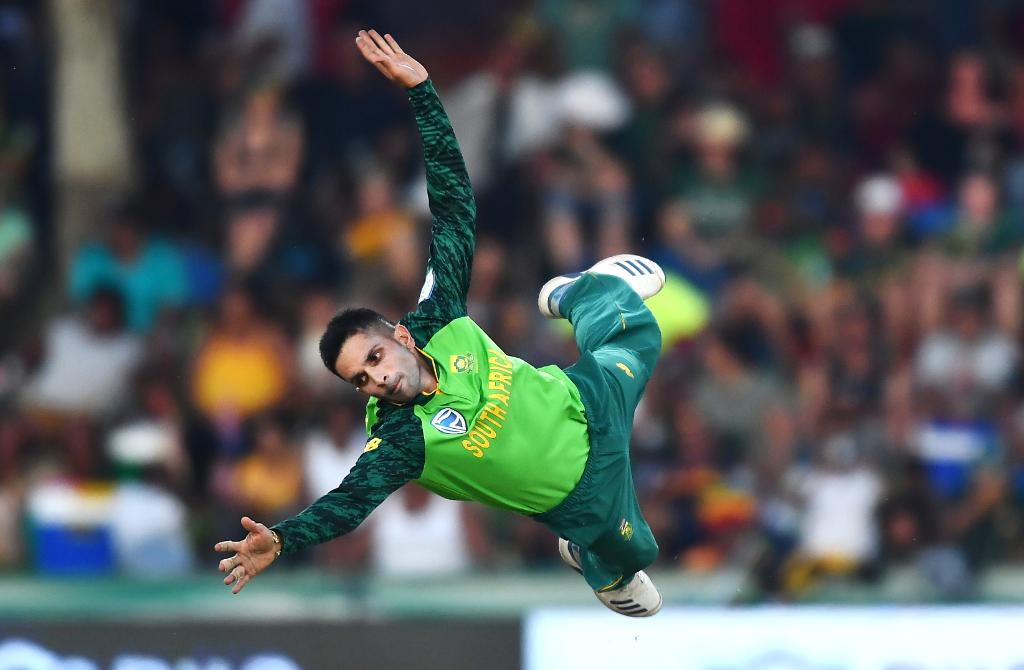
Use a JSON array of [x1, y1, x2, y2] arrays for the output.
[[69, 207, 187, 333]]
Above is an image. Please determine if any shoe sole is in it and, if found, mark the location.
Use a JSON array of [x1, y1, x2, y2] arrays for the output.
[[538, 275, 580, 319]]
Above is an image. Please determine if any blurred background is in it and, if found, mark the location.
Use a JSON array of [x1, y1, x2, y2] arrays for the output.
[[4, 0, 1024, 667]]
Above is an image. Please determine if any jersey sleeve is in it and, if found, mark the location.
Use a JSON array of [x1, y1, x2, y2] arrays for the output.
[[402, 79, 477, 344], [271, 408, 425, 554]]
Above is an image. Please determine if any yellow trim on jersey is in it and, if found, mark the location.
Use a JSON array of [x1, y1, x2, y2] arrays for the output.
[[417, 347, 443, 395]]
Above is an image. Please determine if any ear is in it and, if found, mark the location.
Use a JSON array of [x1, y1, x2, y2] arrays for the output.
[[393, 323, 416, 351]]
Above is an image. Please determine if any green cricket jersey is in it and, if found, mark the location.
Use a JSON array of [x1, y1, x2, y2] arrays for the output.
[[273, 80, 590, 555]]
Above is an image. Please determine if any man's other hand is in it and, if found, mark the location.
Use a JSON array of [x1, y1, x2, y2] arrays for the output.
[[355, 29, 429, 89]]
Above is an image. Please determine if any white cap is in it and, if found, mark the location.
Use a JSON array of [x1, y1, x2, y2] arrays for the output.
[[695, 103, 749, 146], [855, 174, 903, 216], [107, 421, 174, 467], [556, 71, 631, 131]]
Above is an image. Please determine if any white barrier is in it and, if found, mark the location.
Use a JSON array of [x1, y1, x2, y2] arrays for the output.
[[524, 607, 1024, 670]]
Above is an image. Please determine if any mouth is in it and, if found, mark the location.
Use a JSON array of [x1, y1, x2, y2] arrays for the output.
[[389, 378, 403, 396]]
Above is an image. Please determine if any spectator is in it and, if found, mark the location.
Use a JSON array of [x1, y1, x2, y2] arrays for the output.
[[643, 396, 755, 572], [539, 0, 637, 72], [228, 412, 304, 520], [911, 418, 1005, 594], [648, 200, 727, 297], [20, 286, 143, 418], [914, 285, 1017, 416], [540, 73, 634, 271], [802, 297, 888, 429], [191, 283, 294, 432], [69, 202, 188, 333], [295, 290, 344, 397], [670, 103, 761, 246], [369, 483, 492, 577], [5, 288, 141, 517], [787, 24, 848, 152], [106, 423, 194, 577], [301, 401, 370, 568], [940, 172, 1021, 259], [302, 402, 365, 500], [231, 0, 311, 85], [781, 431, 883, 596], [693, 322, 788, 468], [343, 170, 421, 293], [214, 86, 304, 207]]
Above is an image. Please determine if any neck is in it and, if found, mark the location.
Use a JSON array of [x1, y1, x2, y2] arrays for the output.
[[416, 349, 439, 394]]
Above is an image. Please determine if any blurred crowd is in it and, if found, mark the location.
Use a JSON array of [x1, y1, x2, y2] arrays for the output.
[[4, 0, 1024, 601]]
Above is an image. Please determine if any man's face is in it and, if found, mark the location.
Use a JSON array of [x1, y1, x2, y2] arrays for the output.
[[335, 326, 423, 404], [87, 293, 123, 335]]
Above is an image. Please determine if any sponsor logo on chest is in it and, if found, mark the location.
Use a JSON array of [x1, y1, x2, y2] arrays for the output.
[[431, 407, 468, 435]]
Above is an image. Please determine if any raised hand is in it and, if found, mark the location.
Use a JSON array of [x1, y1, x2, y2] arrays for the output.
[[215, 516, 279, 594], [355, 29, 428, 89]]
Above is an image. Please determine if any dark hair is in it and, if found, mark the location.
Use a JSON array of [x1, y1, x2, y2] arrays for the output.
[[319, 308, 395, 378], [87, 284, 127, 326]]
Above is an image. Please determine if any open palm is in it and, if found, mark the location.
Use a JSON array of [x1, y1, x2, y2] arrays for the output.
[[355, 29, 428, 89], [215, 516, 279, 594]]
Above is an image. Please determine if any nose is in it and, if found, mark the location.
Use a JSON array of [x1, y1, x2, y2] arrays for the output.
[[369, 370, 388, 387]]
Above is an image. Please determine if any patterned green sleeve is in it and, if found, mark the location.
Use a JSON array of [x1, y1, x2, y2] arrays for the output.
[[271, 406, 425, 554], [402, 79, 477, 345]]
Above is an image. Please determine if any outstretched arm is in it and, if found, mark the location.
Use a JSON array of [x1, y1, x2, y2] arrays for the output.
[[357, 30, 477, 338], [214, 410, 424, 593], [269, 431, 423, 555]]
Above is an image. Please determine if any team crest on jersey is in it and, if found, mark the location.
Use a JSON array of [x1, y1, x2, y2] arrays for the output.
[[619, 518, 634, 541], [431, 407, 468, 435], [450, 353, 477, 374]]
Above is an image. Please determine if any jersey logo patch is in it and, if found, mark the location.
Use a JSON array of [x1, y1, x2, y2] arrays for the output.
[[431, 407, 468, 435], [364, 437, 382, 453], [450, 353, 477, 374], [619, 518, 634, 541]]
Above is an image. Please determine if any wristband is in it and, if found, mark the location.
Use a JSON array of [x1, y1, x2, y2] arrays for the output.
[[270, 529, 282, 557]]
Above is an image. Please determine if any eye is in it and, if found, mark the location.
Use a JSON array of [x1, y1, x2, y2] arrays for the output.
[[371, 351, 381, 362]]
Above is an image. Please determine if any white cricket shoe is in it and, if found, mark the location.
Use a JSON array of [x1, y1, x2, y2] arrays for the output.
[[558, 538, 663, 617], [538, 254, 666, 318], [559, 536, 584, 575]]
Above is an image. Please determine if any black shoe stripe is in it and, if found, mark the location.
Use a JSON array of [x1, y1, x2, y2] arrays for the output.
[[615, 261, 637, 276], [609, 599, 634, 605], [634, 258, 654, 273], [620, 607, 648, 614], [624, 259, 647, 275]]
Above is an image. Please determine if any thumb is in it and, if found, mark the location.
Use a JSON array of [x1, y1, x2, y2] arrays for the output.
[[241, 516, 259, 533]]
